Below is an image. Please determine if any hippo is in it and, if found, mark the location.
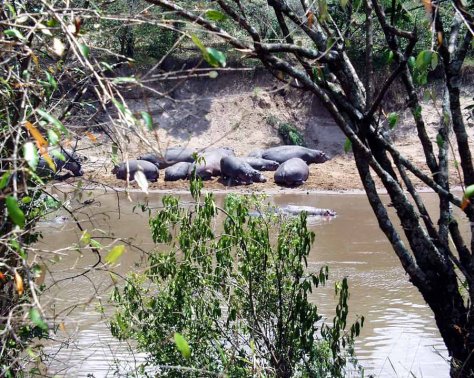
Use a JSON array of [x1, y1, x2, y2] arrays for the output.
[[220, 156, 266, 185], [113, 160, 159, 182], [262, 145, 328, 164], [248, 149, 264, 158], [274, 158, 309, 186], [189, 147, 235, 180], [250, 205, 336, 218], [280, 205, 336, 217], [37, 148, 84, 180], [164, 162, 192, 181], [138, 147, 196, 169], [242, 157, 279, 171]]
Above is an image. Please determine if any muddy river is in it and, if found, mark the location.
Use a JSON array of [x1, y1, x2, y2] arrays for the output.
[[36, 189, 456, 377]]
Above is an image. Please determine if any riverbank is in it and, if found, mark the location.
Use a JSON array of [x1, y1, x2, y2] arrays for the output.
[[74, 69, 472, 193]]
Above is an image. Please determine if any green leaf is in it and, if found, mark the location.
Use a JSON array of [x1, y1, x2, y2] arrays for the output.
[[431, 51, 439, 70], [191, 33, 207, 55], [386, 50, 394, 64], [6, 196, 25, 228], [206, 48, 226, 68], [23, 142, 39, 170], [407, 56, 416, 69], [0, 171, 10, 190], [174, 333, 191, 359], [387, 112, 399, 129], [140, 111, 153, 131], [50, 149, 65, 161], [415, 50, 432, 71], [208, 71, 218, 79], [37, 109, 68, 135], [343, 138, 352, 153], [105, 245, 125, 265], [319, 0, 328, 22], [29, 308, 48, 331], [112, 77, 138, 84], [46, 18, 59, 27], [436, 134, 445, 148], [4, 28, 25, 40], [101, 61, 114, 71], [464, 185, 474, 199], [47, 129, 59, 146], [80, 231, 91, 245], [205, 9, 227, 21], [90, 239, 102, 249], [45, 71, 57, 90], [340, 0, 349, 7], [79, 44, 90, 58]]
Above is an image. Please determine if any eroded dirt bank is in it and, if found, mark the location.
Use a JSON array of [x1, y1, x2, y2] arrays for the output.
[[76, 69, 473, 193]]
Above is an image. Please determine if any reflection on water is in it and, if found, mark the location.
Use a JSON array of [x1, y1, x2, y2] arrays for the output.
[[37, 189, 455, 377]]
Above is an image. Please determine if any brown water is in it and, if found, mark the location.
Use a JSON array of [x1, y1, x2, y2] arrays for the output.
[[36, 189, 454, 377]]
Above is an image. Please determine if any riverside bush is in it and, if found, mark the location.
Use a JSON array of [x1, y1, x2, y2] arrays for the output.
[[110, 179, 363, 377]]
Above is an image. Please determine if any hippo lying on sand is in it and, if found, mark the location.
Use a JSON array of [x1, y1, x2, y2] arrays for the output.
[[164, 162, 192, 181], [262, 145, 328, 164], [242, 157, 279, 171], [37, 148, 84, 180], [139, 147, 196, 169], [274, 158, 309, 186], [221, 156, 266, 185], [113, 160, 159, 182], [190, 147, 235, 180]]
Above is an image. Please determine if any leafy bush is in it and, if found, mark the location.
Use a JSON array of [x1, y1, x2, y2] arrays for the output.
[[278, 122, 306, 147], [111, 182, 363, 377]]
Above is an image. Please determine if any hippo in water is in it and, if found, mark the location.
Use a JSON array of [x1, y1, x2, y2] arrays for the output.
[[37, 148, 84, 180], [189, 147, 235, 180], [164, 162, 192, 181], [250, 205, 336, 218], [138, 147, 196, 169], [280, 205, 336, 217], [221, 156, 266, 185], [262, 145, 328, 164], [113, 160, 159, 182], [242, 157, 279, 171], [274, 158, 309, 186]]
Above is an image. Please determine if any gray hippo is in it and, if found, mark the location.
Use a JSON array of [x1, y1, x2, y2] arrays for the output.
[[37, 149, 84, 180], [138, 147, 196, 169], [242, 157, 279, 171], [220, 156, 266, 185], [280, 205, 336, 217], [248, 149, 264, 158], [262, 145, 328, 164], [113, 160, 159, 182], [164, 162, 192, 181], [250, 205, 336, 218], [274, 158, 309, 186], [190, 147, 235, 180]]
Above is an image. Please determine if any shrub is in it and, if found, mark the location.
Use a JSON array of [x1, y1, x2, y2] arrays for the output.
[[110, 181, 363, 377]]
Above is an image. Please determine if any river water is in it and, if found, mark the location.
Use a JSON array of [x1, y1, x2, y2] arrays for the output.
[[36, 189, 455, 377]]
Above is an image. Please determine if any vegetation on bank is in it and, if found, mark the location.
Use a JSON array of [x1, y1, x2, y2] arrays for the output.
[[111, 178, 364, 377]]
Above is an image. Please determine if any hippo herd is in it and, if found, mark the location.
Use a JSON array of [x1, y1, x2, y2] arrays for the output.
[[113, 145, 329, 186]]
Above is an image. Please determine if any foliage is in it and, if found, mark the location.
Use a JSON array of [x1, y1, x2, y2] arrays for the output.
[[0, 0, 155, 374], [267, 115, 306, 146], [139, 0, 474, 376], [111, 187, 363, 377]]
